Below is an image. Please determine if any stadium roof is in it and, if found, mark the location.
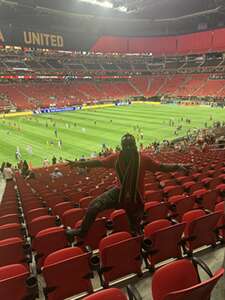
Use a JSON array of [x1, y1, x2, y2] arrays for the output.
[[1, 0, 225, 20]]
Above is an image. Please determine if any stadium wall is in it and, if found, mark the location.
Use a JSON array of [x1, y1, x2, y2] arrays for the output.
[[91, 28, 225, 55], [0, 23, 225, 54]]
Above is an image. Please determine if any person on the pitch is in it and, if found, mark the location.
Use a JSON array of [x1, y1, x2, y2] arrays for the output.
[[67, 133, 189, 237]]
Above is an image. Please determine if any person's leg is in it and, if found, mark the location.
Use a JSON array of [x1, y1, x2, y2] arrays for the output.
[[78, 187, 120, 237], [126, 205, 144, 236]]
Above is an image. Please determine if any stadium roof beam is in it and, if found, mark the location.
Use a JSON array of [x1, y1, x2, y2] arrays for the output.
[[152, 6, 222, 22]]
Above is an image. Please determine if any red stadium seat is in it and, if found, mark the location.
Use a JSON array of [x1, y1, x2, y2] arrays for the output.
[[52, 202, 73, 217], [168, 195, 195, 221], [152, 258, 224, 300], [99, 231, 143, 287], [26, 207, 50, 225], [42, 247, 93, 300], [143, 220, 185, 270], [74, 218, 107, 250], [29, 215, 58, 238], [0, 214, 20, 226], [215, 201, 225, 240], [144, 202, 169, 224], [195, 190, 218, 211], [110, 209, 130, 233], [0, 264, 38, 300], [62, 208, 84, 228], [182, 210, 221, 253], [0, 223, 23, 241], [0, 237, 29, 267], [79, 196, 93, 209], [32, 227, 69, 269], [163, 186, 184, 198], [145, 190, 163, 202], [0, 207, 19, 217], [83, 288, 127, 300]]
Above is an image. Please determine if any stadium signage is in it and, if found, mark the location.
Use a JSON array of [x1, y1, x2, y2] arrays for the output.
[[23, 31, 64, 48]]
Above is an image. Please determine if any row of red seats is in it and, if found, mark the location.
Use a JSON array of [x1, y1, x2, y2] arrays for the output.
[[0, 148, 225, 299], [1, 73, 225, 109]]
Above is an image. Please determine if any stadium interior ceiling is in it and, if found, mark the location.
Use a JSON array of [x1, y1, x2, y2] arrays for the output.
[[1, 0, 225, 36]]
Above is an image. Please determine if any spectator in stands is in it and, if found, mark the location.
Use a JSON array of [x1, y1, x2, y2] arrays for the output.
[[67, 133, 189, 237], [43, 158, 49, 168], [59, 157, 64, 163], [0, 162, 5, 173], [52, 155, 57, 165], [3, 162, 14, 181], [50, 167, 63, 179], [21, 160, 29, 178]]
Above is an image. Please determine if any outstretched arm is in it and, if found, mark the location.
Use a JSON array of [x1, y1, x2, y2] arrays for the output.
[[66, 159, 102, 169], [144, 156, 190, 173]]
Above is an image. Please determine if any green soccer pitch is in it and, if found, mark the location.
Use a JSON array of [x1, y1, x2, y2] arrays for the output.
[[1, 103, 225, 167]]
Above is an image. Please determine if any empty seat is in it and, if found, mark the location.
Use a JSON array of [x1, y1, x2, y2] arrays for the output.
[[110, 209, 130, 233], [168, 195, 195, 221], [79, 196, 93, 209], [52, 202, 73, 217], [75, 218, 107, 250], [29, 215, 58, 238], [152, 258, 224, 300], [32, 227, 69, 269], [99, 231, 143, 287], [144, 202, 169, 224], [195, 190, 218, 211], [145, 190, 163, 202], [0, 264, 38, 300], [0, 214, 20, 226], [143, 220, 185, 270], [62, 208, 84, 228], [0, 237, 29, 267], [42, 247, 93, 300], [0, 223, 23, 241], [83, 288, 127, 300], [26, 207, 49, 225], [182, 210, 221, 253]]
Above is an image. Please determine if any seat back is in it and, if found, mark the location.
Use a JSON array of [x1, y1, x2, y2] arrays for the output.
[[83, 288, 127, 299], [0, 214, 20, 226], [145, 190, 163, 202], [75, 218, 107, 250], [32, 227, 69, 269], [152, 259, 200, 300], [111, 209, 130, 233], [62, 208, 84, 228], [145, 222, 186, 268], [0, 264, 30, 300], [99, 232, 143, 286], [144, 202, 168, 223], [0, 237, 26, 267], [0, 223, 22, 241], [152, 259, 224, 300], [53, 202, 72, 217], [29, 215, 57, 238], [26, 208, 49, 225], [184, 212, 221, 251], [43, 247, 93, 300], [164, 269, 224, 300], [79, 196, 93, 209], [169, 196, 195, 221]]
